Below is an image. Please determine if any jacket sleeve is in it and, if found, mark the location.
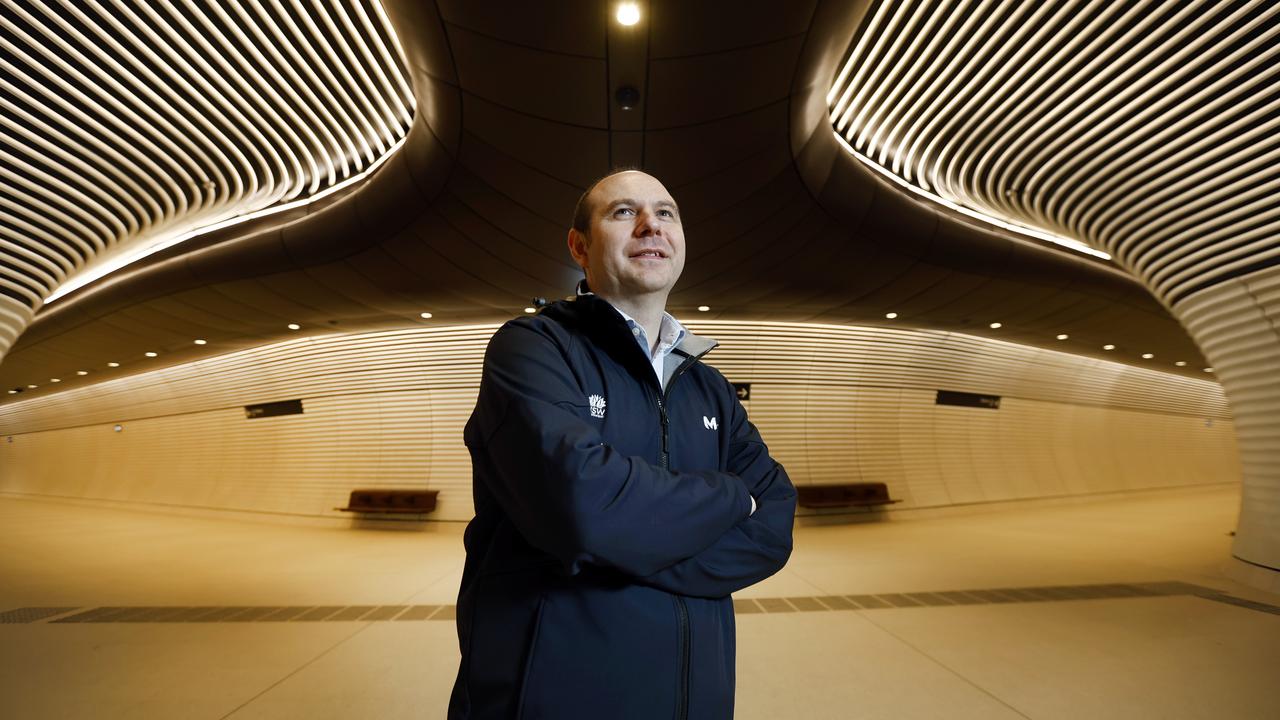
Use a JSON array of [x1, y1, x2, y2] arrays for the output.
[[467, 321, 755, 578], [637, 376, 797, 598]]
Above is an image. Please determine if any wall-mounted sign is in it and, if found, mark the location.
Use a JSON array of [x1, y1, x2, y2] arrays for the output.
[[245, 399, 304, 419], [732, 383, 751, 401], [935, 390, 1001, 409]]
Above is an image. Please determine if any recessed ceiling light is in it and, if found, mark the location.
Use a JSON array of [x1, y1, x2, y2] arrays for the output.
[[1056, 333, 1069, 340], [1141, 353, 1154, 359], [1103, 344, 1115, 350], [194, 339, 207, 345], [1204, 367, 1214, 373], [107, 362, 120, 368], [989, 322, 1002, 329], [27, 384, 36, 389], [1175, 361, 1187, 367], [50, 378, 60, 383], [524, 307, 536, 314], [616, 2, 640, 25], [697, 305, 710, 312], [6, 390, 15, 394], [288, 323, 301, 330], [885, 312, 898, 319], [144, 352, 158, 357], [76, 370, 88, 375], [420, 312, 433, 319]]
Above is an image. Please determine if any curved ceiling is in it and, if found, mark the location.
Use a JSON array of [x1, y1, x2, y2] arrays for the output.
[[0, 0, 1223, 400], [0, 0, 414, 355], [827, 0, 1280, 306]]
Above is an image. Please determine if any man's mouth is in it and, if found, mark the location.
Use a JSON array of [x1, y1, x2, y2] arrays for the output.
[[630, 250, 666, 259]]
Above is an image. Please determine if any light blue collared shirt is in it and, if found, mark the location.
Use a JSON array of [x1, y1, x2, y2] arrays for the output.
[[576, 281, 686, 390]]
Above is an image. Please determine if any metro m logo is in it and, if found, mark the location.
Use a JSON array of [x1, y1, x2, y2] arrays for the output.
[[703, 415, 718, 430]]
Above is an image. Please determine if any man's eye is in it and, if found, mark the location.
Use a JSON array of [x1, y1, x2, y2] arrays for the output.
[[659, 209, 674, 218], [614, 207, 634, 216]]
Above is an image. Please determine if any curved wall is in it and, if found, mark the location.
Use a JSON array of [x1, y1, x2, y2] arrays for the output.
[[0, 321, 1239, 521], [1179, 263, 1280, 580]]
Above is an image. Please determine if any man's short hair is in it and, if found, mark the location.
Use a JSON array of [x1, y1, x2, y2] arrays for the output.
[[571, 166, 645, 239]]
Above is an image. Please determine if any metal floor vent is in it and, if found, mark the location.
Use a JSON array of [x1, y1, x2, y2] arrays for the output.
[[3, 582, 1276, 624]]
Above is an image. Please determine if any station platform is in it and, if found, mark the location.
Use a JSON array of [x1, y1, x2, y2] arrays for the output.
[[1, 485, 1276, 719]]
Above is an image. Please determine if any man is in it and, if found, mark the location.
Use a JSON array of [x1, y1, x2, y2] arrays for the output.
[[449, 170, 796, 719]]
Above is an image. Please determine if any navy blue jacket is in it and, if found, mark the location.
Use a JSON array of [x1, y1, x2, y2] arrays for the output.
[[449, 289, 796, 719]]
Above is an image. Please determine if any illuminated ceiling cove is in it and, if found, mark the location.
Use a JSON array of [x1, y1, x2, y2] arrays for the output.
[[828, 0, 1280, 296], [0, 0, 413, 355]]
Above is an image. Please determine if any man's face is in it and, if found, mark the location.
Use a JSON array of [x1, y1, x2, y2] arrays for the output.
[[567, 171, 686, 300]]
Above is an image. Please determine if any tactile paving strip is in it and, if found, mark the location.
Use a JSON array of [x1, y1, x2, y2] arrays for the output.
[[8, 582, 1278, 624], [0, 607, 78, 623]]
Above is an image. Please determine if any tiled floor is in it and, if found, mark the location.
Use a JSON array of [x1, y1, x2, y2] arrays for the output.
[[1, 486, 1278, 719]]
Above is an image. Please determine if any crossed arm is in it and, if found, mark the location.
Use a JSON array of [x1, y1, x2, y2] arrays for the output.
[[469, 322, 795, 594]]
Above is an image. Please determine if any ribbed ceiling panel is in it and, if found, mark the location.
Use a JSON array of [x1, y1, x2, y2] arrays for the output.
[[0, 0, 414, 355], [828, 0, 1280, 302]]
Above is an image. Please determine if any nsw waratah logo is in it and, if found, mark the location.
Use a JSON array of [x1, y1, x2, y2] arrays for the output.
[[588, 394, 606, 419]]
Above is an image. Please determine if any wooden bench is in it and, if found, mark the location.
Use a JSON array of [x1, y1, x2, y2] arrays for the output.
[[796, 482, 901, 509], [336, 489, 438, 515]]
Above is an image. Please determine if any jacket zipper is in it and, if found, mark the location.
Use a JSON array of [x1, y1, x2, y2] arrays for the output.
[[675, 596, 691, 720], [654, 352, 706, 720]]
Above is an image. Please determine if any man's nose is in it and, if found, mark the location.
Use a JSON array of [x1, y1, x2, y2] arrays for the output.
[[635, 210, 661, 235]]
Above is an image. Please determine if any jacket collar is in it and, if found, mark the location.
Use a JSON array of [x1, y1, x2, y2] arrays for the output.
[[570, 279, 718, 360]]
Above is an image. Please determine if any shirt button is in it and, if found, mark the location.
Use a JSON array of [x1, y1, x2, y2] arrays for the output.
[[632, 327, 641, 335]]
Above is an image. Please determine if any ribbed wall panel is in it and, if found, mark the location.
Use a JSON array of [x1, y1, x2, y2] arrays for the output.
[[0, 321, 1238, 521], [828, 0, 1277, 579], [827, 0, 1280, 280], [1178, 264, 1280, 571], [0, 0, 414, 357]]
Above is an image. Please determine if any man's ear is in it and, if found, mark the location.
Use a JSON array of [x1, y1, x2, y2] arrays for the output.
[[567, 228, 589, 269]]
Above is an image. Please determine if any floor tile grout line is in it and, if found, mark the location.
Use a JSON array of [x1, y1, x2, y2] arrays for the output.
[[216, 621, 379, 720], [846, 609, 1037, 720]]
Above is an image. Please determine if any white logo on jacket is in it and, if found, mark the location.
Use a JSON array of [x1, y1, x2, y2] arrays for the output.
[[588, 394, 606, 419], [703, 415, 718, 430]]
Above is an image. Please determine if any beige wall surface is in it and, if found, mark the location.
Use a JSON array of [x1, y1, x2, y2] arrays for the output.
[[0, 322, 1240, 521]]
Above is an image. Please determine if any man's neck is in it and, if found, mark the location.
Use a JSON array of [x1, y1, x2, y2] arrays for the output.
[[594, 290, 668, 352]]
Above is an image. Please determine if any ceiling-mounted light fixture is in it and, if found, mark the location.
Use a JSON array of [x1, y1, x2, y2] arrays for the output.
[[885, 312, 898, 319], [697, 306, 710, 312], [616, 3, 641, 26], [1103, 344, 1116, 350], [420, 312, 433, 319], [1056, 334, 1069, 340]]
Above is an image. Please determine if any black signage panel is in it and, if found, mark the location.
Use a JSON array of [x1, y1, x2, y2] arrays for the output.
[[245, 399, 304, 419], [935, 390, 1000, 409], [732, 383, 751, 401]]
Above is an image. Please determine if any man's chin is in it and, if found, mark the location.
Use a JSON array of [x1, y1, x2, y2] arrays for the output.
[[623, 276, 676, 296]]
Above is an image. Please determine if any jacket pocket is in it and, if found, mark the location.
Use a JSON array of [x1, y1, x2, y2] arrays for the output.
[[515, 592, 548, 719]]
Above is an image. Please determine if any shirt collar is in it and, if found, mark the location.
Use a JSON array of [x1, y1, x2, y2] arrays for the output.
[[575, 279, 687, 353]]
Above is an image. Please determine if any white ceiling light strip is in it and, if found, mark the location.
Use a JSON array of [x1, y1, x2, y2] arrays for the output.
[[0, 0, 415, 357], [829, 0, 1280, 290]]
